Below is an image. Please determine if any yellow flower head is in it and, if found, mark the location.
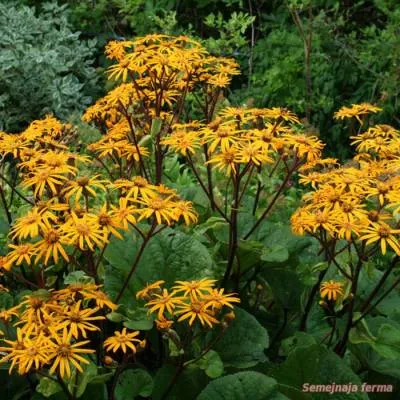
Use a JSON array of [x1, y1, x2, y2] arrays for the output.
[[320, 280, 344, 301]]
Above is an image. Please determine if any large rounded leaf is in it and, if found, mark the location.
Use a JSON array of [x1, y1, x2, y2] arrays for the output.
[[270, 344, 368, 399], [114, 369, 153, 400], [213, 307, 269, 368], [104, 229, 215, 305], [197, 372, 288, 400]]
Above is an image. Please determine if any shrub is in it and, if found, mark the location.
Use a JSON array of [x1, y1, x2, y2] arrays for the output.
[[0, 2, 98, 132]]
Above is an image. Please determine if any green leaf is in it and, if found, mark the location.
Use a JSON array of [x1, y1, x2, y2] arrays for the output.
[[114, 369, 153, 400], [89, 373, 113, 385], [152, 364, 208, 400], [262, 265, 305, 310], [194, 350, 224, 378], [213, 307, 269, 368], [104, 230, 215, 306], [106, 312, 125, 323], [74, 362, 98, 398], [270, 344, 368, 399], [280, 332, 317, 356], [36, 377, 62, 398], [123, 318, 153, 331], [197, 372, 288, 400], [124, 306, 154, 330], [150, 118, 163, 137], [261, 245, 289, 263]]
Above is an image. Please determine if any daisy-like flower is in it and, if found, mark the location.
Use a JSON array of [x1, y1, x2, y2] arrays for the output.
[[136, 280, 165, 300], [206, 147, 238, 176], [104, 328, 143, 354], [136, 195, 177, 225], [22, 168, 68, 198], [145, 289, 184, 318], [6, 333, 50, 375], [10, 208, 57, 240], [125, 176, 156, 200], [60, 212, 108, 251], [5, 243, 37, 268], [172, 279, 216, 300], [34, 227, 70, 265], [155, 316, 174, 331], [63, 175, 108, 204], [48, 328, 95, 378], [161, 130, 201, 156], [172, 200, 198, 225], [202, 125, 241, 154], [320, 280, 344, 301], [360, 222, 400, 255], [60, 300, 105, 338], [203, 288, 241, 309], [82, 289, 118, 311], [334, 103, 382, 124], [110, 197, 137, 230], [95, 204, 123, 239], [234, 141, 273, 166], [176, 300, 219, 328]]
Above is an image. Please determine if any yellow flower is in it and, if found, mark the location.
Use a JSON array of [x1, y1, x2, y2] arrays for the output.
[[145, 289, 184, 318], [110, 197, 138, 230], [95, 204, 123, 239], [172, 279, 216, 300], [320, 281, 344, 301], [173, 201, 198, 225], [63, 175, 107, 204], [136, 196, 178, 225], [176, 300, 219, 328], [161, 130, 201, 156], [360, 222, 400, 255], [155, 316, 174, 331], [203, 288, 241, 309], [10, 208, 57, 240], [334, 103, 382, 123], [61, 212, 108, 251], [22, 168, 68, 198], [48, 328, 95, 378], [82, 289, 118, 311], [34, 227, 70, 265], [206, 147, 238, 176], [202, 125, 241, 154], [10, 334, 50, 375], [104, 328, 142, 354], [60, 300, 105, 339], [6, 243, 37, 268], [136, 280, 165, 300], [234, 141, 273, 166], [119, 176, 156, 200]]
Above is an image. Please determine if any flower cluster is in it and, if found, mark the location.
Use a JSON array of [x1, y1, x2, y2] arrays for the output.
[[0, 116, 197, 272], [292, 104, 400, 257], [162, 106, 324, 176], [83, 34, 239, 128], [333, 103, 382, 124], [0, 284, 117, 378], [137, 279, 240, 329]]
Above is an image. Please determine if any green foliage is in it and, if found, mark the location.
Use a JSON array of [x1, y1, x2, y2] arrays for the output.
[[114, 369, 153, 400], [197, 371, 288, 400], [212, 307, 269, 368], [0, 2, 98, 131], [270, 343, 369, 399], [103, 228, 216, 306]]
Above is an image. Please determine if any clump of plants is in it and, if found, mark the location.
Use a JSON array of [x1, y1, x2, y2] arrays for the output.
[[0, 33, 399, 399]]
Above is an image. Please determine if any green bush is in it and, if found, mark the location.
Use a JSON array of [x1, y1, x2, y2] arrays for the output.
[[0, 2, 98, 132]]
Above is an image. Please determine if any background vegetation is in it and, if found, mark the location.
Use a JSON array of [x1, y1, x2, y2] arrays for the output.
[[2, 0, 400, 157]]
